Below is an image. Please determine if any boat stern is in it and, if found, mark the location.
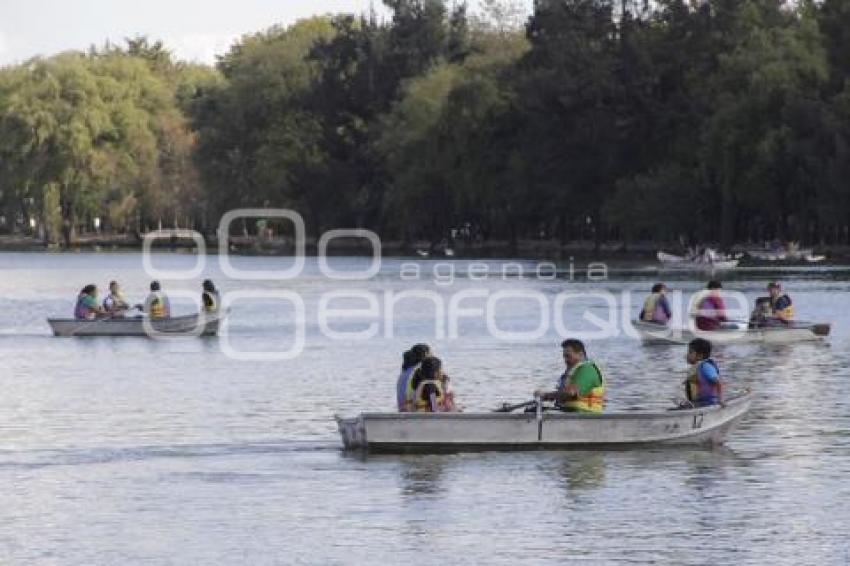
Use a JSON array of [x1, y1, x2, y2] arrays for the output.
[[336, 415, 367, 450]]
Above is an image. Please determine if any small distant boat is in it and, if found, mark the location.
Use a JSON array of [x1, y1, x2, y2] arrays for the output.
[[336, 391, 753, 452], [746, 242, 825, 263], [657, 249, 739, 271], [416, 249, 430, 258], [47, 312, 223, 337], [633, 319, 830, 345]]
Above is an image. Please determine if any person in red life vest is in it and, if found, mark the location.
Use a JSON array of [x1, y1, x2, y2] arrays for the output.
[[683, 338, 723, 407], [695, 280, 727, 331]]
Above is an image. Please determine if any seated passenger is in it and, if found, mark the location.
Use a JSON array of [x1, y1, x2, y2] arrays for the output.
[[144, 281, 171, 319], [103, 280, 131, 316], [695, 280, 727, 331], [535, 339, 605, 413], [74, 284, 106, 320], [411, 356, 455, 413], [201, 279, 220, 313], [397, 344, 431, 412], [766, 281, 793, 325], [640, 283, 672, 325], [684, 338, 723, 407]]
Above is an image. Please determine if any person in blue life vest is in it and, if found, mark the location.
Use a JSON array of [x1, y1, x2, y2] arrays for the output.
[[683, 338, 723, 407]]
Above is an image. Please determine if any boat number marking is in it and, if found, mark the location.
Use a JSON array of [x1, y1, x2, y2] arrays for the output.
[[692, 414, 704, 429]]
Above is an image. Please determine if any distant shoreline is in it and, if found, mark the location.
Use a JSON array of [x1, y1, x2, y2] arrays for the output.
[[3, 234, 850, 264]]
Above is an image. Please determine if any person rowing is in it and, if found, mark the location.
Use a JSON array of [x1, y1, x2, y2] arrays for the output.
[[695, 280, 728, 331], [144, 281, 171, 319], [751, 281, 793, 328], [74, 284, 107, 320], [535, 339, 605, 413], [397, 344, 431, 412], [640, 282, 672, 325], [103, 280, 131, 317]]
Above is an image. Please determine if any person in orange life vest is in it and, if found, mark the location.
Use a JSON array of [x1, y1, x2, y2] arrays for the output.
[[695, 280, 727, 331], [684, 338, 723, 407]]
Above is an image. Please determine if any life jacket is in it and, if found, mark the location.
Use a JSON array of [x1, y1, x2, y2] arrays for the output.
[[202, 290, 220, 313], [696, 295, 725, 331], [770, 294, 794, 322], [558, 361, 606, 414], [686, 359, 722, 406], [396, 365, 419, 412], [414, 379, 446, 413], [641, 293, 669, 323], [147, 292, 170, 319], [402, 365, 423, 412]]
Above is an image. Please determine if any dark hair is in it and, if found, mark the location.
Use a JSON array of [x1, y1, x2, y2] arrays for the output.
[[150, 281, 161, 291], [203, 279, 216, 292], [419, 356, 442, 380], [109, 280, 118, 288], [561, 338, 587, 357], [707, 280, 722, 290], [81, 284, 97, 295], [651, 283, 665, 293], [767, 281, 781, 289], [402, 343, 430, 370], [689, 338, 712, 359]]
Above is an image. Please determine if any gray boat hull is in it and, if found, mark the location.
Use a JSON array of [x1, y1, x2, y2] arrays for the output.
[[47, 312, 222, 337], [633, 320, 828, 345], [337, 392, 752, 453]]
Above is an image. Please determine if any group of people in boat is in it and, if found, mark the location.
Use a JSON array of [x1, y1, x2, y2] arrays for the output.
[[73, 280, 220, 320], [640, 280, 794, 330], [396, 336, 722, 414]]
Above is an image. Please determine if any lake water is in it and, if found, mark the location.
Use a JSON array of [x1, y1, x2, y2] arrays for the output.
[[1, 252, 849, 564]]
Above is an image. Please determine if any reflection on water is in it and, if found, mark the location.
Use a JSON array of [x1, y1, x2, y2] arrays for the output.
[[1, 253, 849, 564]]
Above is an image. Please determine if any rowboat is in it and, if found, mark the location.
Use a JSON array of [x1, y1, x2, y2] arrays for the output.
[[47, 312, 223, 337], [657, 250, 739, 271], [336, 391, 752, 453], [633, 319, 830, 345]]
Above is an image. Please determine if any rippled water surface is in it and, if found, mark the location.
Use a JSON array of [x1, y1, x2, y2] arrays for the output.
[[1, 252, 849, 564]]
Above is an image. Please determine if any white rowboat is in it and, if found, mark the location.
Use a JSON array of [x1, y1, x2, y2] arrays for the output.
[[47, 312, 223, 337], [336, 392, 752, 452], [657, 250, 739, 271], [633, 320, 830, 345]]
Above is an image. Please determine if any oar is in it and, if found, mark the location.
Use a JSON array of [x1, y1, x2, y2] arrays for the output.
[[493, 400, 538, 413]]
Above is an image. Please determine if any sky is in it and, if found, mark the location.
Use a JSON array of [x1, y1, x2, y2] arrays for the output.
[[0, 0, 532, 67]]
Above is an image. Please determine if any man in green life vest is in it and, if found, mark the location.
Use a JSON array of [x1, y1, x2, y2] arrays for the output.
[[535, 339, 606, 413]]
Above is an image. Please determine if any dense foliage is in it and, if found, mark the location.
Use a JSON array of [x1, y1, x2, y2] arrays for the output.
[[2, 0, 850, 247]]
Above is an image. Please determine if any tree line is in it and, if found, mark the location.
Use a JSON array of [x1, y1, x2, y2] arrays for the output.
[[2, 0, 850, 249]]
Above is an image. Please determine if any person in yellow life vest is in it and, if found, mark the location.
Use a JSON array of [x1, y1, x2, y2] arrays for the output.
[[144, 280, 171, 319], [411, 356, 455, 413], [535, 339, 605, 413], [765, 281, 793, 325], [201, 279, 220, 313], [640, 283, 672, 325]]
